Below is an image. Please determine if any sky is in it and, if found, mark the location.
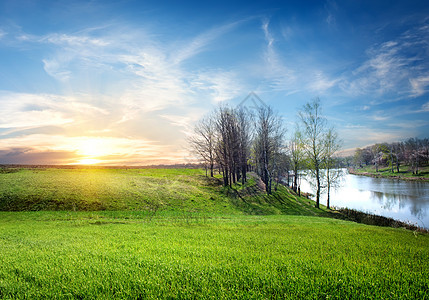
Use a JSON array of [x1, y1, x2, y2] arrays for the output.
[[0, 0, 428, 165]]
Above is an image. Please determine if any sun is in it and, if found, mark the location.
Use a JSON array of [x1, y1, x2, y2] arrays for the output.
[[79, 139, 105, 157], [75, 138, 108, 165]]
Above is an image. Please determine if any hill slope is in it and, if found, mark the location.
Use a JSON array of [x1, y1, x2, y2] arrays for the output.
[[0, 167, 331, 217]]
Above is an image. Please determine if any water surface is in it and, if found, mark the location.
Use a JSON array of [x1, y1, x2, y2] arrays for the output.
[[300, 170, 429, 228]]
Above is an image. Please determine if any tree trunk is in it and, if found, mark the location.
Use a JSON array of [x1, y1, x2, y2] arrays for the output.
[[315, 168, 320, 208], [241, 166, 246, 185], [293, 170, 298, 192], [223, 168, 229, 186], [327, 179, 331, 210]]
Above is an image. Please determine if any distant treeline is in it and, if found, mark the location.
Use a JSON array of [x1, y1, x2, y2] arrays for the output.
[[353, 138, 429, 174], [0, 164, 204, 170]]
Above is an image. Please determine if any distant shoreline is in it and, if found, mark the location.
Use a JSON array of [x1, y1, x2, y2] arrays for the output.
[[348, 168, 429, 182]]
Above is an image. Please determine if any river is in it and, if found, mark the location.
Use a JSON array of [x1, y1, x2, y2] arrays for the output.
[[300, 169, 429, 229]]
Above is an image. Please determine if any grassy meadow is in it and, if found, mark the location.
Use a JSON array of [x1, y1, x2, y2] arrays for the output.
[[0, 167, 428, 299]]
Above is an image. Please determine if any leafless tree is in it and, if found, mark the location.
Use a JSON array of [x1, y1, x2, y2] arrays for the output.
[[253, 106, 285, 194], [322, 128, 342, 209], [298, 98, 326, 208], [236, 107, 252, 184], [289, 128, 305, 193], [188, 115, 216, 177]]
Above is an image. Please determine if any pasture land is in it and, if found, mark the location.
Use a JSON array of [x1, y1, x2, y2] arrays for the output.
[[0, 167, 428, 298], [0, 167, 331, 216]]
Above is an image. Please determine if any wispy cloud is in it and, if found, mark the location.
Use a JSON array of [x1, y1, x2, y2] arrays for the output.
[[388, 120, 429, 129], [341, 21, 429, 100], [420, 101, 429, 112], [191, 70, 243, 103], [260, 19, 296, 92], [42, 33, 109, 47], [172, 21, 241, 65], [308, 70, 340, 93], [324, 0, 338, 27], [410, 76, 429, 97]]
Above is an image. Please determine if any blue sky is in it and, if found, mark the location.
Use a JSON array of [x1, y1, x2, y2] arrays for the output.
[[0, 0, 428, 165]]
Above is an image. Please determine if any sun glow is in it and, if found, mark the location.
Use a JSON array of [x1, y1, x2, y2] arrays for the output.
[[78, 139, 107, 157], [74, 138, 111, 165], [78, 158, 102, 165]]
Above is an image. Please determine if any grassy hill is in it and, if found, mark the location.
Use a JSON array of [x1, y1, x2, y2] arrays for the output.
[[0, 167, 428, 299], [0, 167, 331, 217]]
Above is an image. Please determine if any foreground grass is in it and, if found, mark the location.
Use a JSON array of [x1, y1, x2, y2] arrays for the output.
[[1, 167, 427, 298], [351, 164, 429, 181], [0, 212, 428, 299]]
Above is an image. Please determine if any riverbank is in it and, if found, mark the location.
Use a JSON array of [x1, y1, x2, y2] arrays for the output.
[[334, 207, 428, 233], [349, 166, 429, 182]]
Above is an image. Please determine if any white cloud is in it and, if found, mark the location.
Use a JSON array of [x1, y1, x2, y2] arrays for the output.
[[172, 21, 241, 64], [0, 91, 109, 132], [341, 22, 429, 100], [324, 0, 338, 27], [410, 76, 429, 97], [42, 58, 72, 81], [388, 120, 429, 129], [308, 71, 339, 93], [260, 19, 296, 92], [43, 33, 109, 47], [262, 19, 274, 47], [421, 101, 429, 112], [192, 71, 243, 103], [370, 114, 390, 121]]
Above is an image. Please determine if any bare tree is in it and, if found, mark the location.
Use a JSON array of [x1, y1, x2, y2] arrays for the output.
[[299, 98, 326, 208], [273, 152, 291, 191], [322, 128, 342, 209], [188, 115, 216, 177], [214, 106, 234, 186], [289, 128, 305, 193], [236, 107, 252, 184], [253, 106, 285, 194]]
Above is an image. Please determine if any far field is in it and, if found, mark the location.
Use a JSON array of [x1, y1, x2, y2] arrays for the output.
[[350, 164, 429, 181], [0, 167, 428, 299], [0, 167, 329, 216]]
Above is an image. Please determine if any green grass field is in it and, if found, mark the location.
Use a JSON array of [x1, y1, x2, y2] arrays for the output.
[[0, 168, 428, 299], [0, 167, 331, 216]]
